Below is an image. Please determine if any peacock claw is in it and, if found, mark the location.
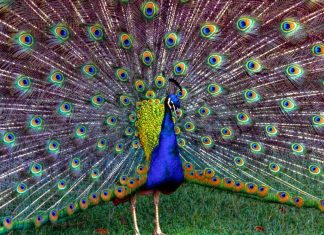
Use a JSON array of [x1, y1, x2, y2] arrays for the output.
[[153, 231, 166, 235]]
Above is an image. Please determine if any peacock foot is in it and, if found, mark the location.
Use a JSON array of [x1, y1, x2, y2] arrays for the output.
[[153, 230, 166, 235]]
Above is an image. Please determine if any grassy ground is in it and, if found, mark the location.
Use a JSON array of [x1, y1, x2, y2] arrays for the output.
[[13, 183, 323, 235]]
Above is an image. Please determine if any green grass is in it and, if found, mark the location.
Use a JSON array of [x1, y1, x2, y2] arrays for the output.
[[14, 184, 323, 235]]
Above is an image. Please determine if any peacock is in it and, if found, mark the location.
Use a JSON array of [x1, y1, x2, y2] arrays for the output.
[[0, 0, 323, 234]]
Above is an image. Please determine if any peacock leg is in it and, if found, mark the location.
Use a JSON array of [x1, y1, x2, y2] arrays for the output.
[[153, 191, 166, 235], [130, 194, 140, 235]]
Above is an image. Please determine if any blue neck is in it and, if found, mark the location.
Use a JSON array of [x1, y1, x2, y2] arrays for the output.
[[161, 105, 175, 137]]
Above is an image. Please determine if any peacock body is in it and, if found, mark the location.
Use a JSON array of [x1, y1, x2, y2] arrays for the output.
[[0, 0, 323, 234]]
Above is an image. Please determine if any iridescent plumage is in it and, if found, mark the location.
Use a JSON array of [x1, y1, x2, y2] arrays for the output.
[[0, 0, 323, 234]]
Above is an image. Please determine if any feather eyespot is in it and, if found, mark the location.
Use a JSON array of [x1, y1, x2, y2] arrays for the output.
[[119, 175, 128, 185], [204, 168, 215, 178], [101, 190, 112, 202], [280, 98, 298, 112], [308, 165, 321, 175], [177, 138, 186, 147], [174, 126, 181, 135], [115, 68, 129, 82], [285, 64, 304, 81], [140, 50, 154, 66], [183, 162, 194, 171], [173, 61, 188, 76], [15, 31, 35, 49], [15, 75, 32, 93], [236, 16, 256, 33], [51, 24, 70, 43], [70, 157, 81, 170], [236, 112, 251, 125], [30, 162, 42, 176], [164, 32, 180, 48], [177, 87, 188, 100], [258, 185, 269, 197], [114, 186, 127, 199], [82, 64, 98, 78], [47, 139, 60, 154], [201, 136, 214, 148], [3, 131, 16, 147], [49, 210, 59, 223], [223, 178, 235, 188], [89, 193, 100, 205], [250, 142, 264, 154], [57, 180, 66, 190], [293, 197, 304, 208], [119, 33, 133, 49], [209, 176, 221, 187], [265, 125, 278, 137], [88, 24, 104, 41], [200, 23, 219, 39], [79, 198, 89, 210], [145, 90, 156, 99], [184, 121, 195, 132], [234, 157, 245, 167], [269, 163, 280, 173], [105, 115, 117, 127], [49, 70, 64, 86], [16, 182, 28, 194], [125, 126, 134, 136], [134, 80, 146, 92], [137, 164, 148, 174], [127, 178, 138, 189], [120, 95, 131, 106], [280, 19, 301, 37], [96, 138, 107, 151], [311, 115, 324, 127], [3, 217, 13, 230], [243, 89, 260, 103], [67, 203, 76, 215], [198, 106, 211, 117], [129, 112, 137, 123], [58, 101, 73, 116], [291, 143, 305, 156], [221, 127, 234, 139], [74, 125, 87, 139], [277, 191, 289, 203], [245, 59, 262, 74], [91, 94, 105, 108], [91, 169, 100, 179], [115, 142, 124, 153], [141, 1, 159, 20], [319, 200, 324, 211], [132, 139, 140, 149], [34, 215, 43, 227], [311, 44, 323, 56], [207, 53, 223, 68], [154, 74, 166, 88], [245, 183, 258, 194], [207, 83, 223, 96]]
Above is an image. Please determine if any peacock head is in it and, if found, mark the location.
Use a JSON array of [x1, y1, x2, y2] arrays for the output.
[[166, 93, 181, 112], [165, 78, 182, 117]]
